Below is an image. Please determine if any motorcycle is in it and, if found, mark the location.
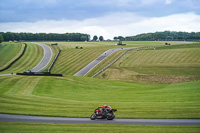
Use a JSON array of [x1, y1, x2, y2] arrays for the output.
[[90, 105, 117, 120]]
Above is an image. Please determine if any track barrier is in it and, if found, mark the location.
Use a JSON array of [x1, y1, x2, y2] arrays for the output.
[[48, 50, 61, 72], [17, 72, 62, 76]]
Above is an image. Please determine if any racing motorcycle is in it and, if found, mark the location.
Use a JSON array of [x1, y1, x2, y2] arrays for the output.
[[90, 105, 117, 120]]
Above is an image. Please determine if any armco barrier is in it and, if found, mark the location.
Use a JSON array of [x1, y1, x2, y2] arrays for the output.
[[48, 50, 61, 72], [17, 72, 62, 76], [92, 46, 160, 78], [0, 43, 27, 72]]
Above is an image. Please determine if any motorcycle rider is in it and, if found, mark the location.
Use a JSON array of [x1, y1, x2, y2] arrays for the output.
[[102, 105, 111, 116]]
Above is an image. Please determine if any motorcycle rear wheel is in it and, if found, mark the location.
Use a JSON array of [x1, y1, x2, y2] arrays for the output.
[[107, 113, 115, 120]]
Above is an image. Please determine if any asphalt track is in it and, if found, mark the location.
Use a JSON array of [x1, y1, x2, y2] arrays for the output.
[[0, 114, 200, 125], [74, 47, 139, 76], [0, 74, 13, 76], [30, 42, 52, 72]]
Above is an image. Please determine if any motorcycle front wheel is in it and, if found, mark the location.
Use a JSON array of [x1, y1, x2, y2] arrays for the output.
[[90, 113, 97, 120]]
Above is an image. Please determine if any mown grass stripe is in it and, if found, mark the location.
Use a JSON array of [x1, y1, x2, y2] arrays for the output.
[[52, 48, 107, 75], [0, 43, 25, 72], [53, 49, 76, 68], [0, 42, 22, 68], [0, 43, 44, 74], [102, 43, 200, 77], [19, 44, 42, 70], [0, 77, 16, 94]]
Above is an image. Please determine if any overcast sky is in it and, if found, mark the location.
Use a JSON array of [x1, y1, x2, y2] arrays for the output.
[[0, 0, 200, 39]]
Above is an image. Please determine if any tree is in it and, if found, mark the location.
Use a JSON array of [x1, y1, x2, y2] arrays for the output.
[[93, 35, 98, 41], [113, 37, 118, 40], [117, 36, 124, 41], [0, 34, 4, 43], [80, 36, 87, 41], [99, 36, 104, 41]]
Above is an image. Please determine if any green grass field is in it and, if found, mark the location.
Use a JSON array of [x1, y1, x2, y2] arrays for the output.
[[0, 75, 199, 119], [1, 122, 200, 133], [0, 42, 22, 69], [0, 41, 200, 132], [0, 42, 44, 74], [95, 43, 200, 83], [120, 43, 200, 76]]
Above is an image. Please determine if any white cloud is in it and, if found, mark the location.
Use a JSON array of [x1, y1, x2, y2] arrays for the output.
[[165, 0, 172, 5], [141, 0, 161, 5], [0, 12, 200, 39], [89, 0, 136, 7]]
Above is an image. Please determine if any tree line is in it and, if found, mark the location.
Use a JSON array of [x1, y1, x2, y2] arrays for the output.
[[0, 32, 90, 42], [0, 34, 3, 43], [114, 31, 200, 41], [1, 31, 200, 42]]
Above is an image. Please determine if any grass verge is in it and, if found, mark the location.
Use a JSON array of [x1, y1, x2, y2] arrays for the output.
[[0, 122, 200, 133], [0, 42, 22, 69], [0, 75, 199, 119]]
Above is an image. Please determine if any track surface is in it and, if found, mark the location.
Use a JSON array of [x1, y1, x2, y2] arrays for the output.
[[0, 74, 13, 76], [74, 47, 138, 76], [31, 42, 52, 72], [0, 114, 200, 125]]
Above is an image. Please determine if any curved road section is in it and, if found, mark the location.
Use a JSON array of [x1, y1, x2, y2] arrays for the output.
[[31, 42, 52, 72], [74, 47, 138, 76], [0, 114, 200, 125]]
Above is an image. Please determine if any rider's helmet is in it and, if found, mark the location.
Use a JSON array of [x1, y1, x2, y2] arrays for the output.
[[104, 104, 107, 108]]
